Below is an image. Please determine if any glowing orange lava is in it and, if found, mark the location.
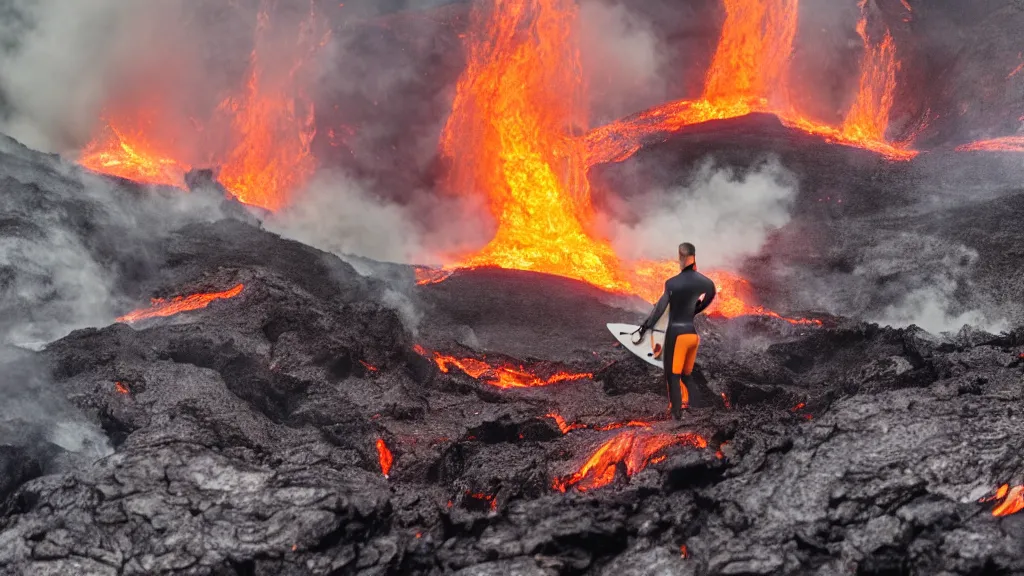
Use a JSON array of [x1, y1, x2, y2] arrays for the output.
[[116, 284, 244, 324], [376, 438, 393, 478], [416, 346, 592, 389], [79, 1, 325, 212], [79, 122, 191, 188], [114, 381, 130, 395], [545, 413, 654, 434], [981, 484, 1024, 517], [584, 0, 915, 165], [956, 136, 1024, 153], [553, 430, 707, 492]]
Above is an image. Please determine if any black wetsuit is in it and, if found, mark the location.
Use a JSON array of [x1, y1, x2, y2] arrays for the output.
[[639, 264, 717, 416]]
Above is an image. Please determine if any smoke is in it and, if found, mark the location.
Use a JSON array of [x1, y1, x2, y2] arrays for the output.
[[0, 0, 186, 153], [856, 237, 1009, 335], [578, 0, 668, 125], [602, 158, 798, 269]]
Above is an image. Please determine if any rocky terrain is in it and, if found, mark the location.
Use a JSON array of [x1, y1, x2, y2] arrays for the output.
[[0, 128, 1023, 575]]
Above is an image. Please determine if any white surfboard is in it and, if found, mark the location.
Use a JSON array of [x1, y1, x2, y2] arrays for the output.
[[607, 306, 669, 368]]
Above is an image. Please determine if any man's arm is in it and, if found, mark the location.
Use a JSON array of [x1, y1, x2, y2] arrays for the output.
[[694, 280, 716, 315], [639, 289, 669, 335]]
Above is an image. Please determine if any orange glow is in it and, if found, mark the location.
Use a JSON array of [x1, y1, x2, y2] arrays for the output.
[[982, 484, 1024, 517], [584, 0, 916, 166], [376, 438, 393, 478], [680, 545, 689, 559], [114, 381, 130, 395], [79, 122, 191, 188], [360, 360, 379, 372], [466, 491, 498, 511], [416, 346, 592, 389], [956, 136, 1024, 153], [553, 430, 707, 492], [546, 413, 653, 434], [79, 1, 325, 212], [116, 284, 244, 324]]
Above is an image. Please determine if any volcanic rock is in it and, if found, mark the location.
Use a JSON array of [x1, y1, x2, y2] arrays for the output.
[[2, 134, 1024, 575]]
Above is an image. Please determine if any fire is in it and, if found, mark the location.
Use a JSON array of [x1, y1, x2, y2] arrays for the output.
[[956, 136, 1024, 153], [584, 0, 915, 165], [416, 346, 592, 389], [114, 381, 130, 395], [552, 430, 707, 492], [981, 484, 1024, 517], [79, 122, 191, 188], [376, 438, 393, 478], [79, 1, 325, 212], [116, 284, 244, 324]]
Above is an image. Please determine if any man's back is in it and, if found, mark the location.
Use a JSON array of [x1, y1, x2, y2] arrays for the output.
[[666, 268, 716, 328]]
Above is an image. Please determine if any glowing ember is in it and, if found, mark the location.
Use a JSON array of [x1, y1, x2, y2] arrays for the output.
[[466, 491, 498, 511], [680, 545, 689, 559], [114, 381, 130, 395], [116, 284, 244, 324], [79, 2, 326, 212], [956, 136, 1024, 153], [981, 484, 1024, 517], [376, 438, 393, 478], [552, 430, 707, 492], [416, 346, 592, 389], [721, 393, 731, 409], [545, 413, 653, 434], [360, 360, 379, 372]]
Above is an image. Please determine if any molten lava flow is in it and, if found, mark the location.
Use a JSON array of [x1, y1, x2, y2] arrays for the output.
[[547, 413, 588, 434], [552, 430, 707, 492], [360, 360, 379, 372], [956, 136, 1024, 153], [416, 346, 592, 389], [80, 2, 326, 212], [376, 438, 393, 478], [981, 484, 1024, 517], [583, 0, 915, 165], [114, 382, 130, 395], [116, 284, 244, 324], [440, 0, 637, 291], [466, 492, 498, 511]]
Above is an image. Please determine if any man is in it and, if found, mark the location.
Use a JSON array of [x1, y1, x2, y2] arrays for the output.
[[635, 242, 717, 419]]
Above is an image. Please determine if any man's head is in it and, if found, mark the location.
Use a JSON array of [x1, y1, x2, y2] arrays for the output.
[[678, 242, 696, 269]]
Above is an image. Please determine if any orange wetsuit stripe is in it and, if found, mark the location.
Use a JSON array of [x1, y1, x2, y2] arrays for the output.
[[671, 333, 700, 376]]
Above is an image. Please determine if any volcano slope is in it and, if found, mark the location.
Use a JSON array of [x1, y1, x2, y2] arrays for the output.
[[0, 144, 1023, 575]]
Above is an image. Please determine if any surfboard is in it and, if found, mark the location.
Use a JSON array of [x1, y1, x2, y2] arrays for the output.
[[607, 306, 669, 368]]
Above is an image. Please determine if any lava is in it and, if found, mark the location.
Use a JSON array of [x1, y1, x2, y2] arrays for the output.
[[116, 284, 245, 324], [981, 484, 1024, 517], [466, 491, 498, 512], [583, 0, 915, 165], [360, 360, 379, 372], [79, 1, 326, 212], [78, 122, 191, 188], [545, 413, 653, 435], [114, 382, 130, 395], [376, 438, 393, 478], [416, 346, 592, 389], [553, 430, 707, 492], [955, 136, 1024, 153]]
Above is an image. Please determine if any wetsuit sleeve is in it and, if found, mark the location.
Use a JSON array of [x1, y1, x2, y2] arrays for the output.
[[640, 289, 669, 333], [694, 279, 716, 315]]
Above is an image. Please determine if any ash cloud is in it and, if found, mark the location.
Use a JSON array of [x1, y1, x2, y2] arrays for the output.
[[601, 158, 799, 269]]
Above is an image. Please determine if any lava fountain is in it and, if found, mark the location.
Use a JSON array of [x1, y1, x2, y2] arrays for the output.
[[79, 1, 326, 212]]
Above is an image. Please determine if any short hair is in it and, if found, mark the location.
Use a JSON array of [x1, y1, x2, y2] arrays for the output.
[[678, 242, 696, 259]]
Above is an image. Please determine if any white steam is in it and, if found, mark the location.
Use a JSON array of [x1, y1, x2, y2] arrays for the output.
[[0, 0, 175, 153], [579, 0, 668, 124], [604, 159, 798, 269]]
